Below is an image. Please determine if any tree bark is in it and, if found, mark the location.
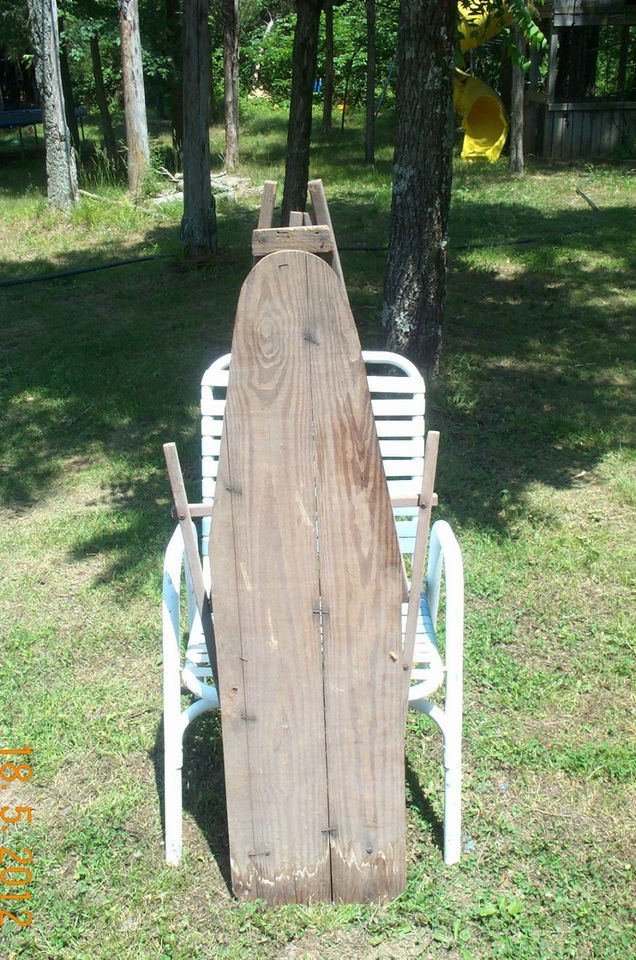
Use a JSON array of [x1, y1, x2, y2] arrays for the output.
[[365, 0, 375, 164], [58, 22, 80, 154], [181, 0, 217, 258], [222, 0, 240, 171], [281, 0, 322, 224], [166, 0, 183, 153], [509, 23, 526, 174], [90, 36, 118, 166], [322, 0, 334, 133], [26, 0, 78, 212], [381, 0, 456, 381], [119, 0, 150, 198]]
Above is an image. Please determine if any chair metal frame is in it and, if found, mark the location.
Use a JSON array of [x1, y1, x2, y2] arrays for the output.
[[162, 351, 463, 867]]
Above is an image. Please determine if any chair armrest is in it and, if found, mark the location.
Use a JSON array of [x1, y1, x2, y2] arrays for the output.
[[163, 523, 187, 644], [163, 523, 219, 708], [426, 520, 464, 716]]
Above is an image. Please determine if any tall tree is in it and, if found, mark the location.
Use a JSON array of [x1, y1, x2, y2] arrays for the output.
[[281, 0, 322, 224], [119, 0, 150, 197], [222, 0, 240, 170], [58, 21, 80, 153], [365, 0, 376, 163], [381, 0, 456, 381], [509, 17, 527, 174], [89, 33, 118, 166], [26, 0, 79, 212], [322, 0, 334, 132], [181, 0, 216, 257], [166, 0, 184, 153]]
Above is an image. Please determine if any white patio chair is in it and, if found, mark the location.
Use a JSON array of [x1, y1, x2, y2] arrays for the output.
[[162, 351, 464, 867]]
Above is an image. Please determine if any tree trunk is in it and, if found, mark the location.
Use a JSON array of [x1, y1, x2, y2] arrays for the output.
[[26, 0, 78, 212], [58, 23, 80, 154], [322, 0, 334, 133], [166, 0, 183, 153], [509, 24, 526, 174], [222, 0, 240, 171], [281, 0, 322, 224], [181, 0, 217, 258], [119, 0, 150, 198], [365, 0, 376, 164], [381, 0, 456, 381], [90, 36, 118, 166]]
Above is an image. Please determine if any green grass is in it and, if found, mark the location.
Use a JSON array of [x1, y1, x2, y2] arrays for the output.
[[1, 105, 634, 959]]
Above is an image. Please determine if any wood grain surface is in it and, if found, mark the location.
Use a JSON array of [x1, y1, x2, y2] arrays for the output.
[[210, 250, 406, 903]]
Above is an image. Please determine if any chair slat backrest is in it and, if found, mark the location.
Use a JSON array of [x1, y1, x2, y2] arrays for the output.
[[200, 350, 425, 560]]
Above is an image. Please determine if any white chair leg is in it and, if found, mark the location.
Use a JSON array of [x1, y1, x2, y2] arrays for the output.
[[163, 529, 186, 865], [442, 726, 462, 865], [164, 747, 183, 865], [424, 520, 464, 864]]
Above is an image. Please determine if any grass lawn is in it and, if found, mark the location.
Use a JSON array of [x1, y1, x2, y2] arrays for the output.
[[0, 106, 634, 959]]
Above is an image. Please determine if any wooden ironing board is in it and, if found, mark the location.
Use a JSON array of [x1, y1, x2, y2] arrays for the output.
[[209, 191, 407, 904]]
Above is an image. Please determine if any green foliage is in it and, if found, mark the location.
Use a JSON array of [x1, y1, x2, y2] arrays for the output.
[[0, 0, 32, 55], [240, 10, 296, 103], [239, 0, 398, 108], [595, 24, 636, 99], [460, 0, 548, 73]]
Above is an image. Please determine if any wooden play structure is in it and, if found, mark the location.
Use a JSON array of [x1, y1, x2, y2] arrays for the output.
[[526, 0, 636, 159], [162, 181, 464, 903]]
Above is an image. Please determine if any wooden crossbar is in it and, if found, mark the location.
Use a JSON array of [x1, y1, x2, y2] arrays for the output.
[[252, 225, 334, 257], [184, 493, 438, 518], [253, 177, 345, 285]]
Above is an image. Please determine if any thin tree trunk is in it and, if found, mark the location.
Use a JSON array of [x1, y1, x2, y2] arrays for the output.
[[58, 22, 80, 154], [365, 0, 376, 163], [281, 0, 322, 224], [222, 0, 240, 170], [322, 0, 334, 133], [509, 24, 526, 174], [181, 0, 217, 258], [119, 0, 150, 198], [166, 0, 183, 153], [26, 0, 78, 212], [381, 0, 456, 381], [90, 36, 118, 165]]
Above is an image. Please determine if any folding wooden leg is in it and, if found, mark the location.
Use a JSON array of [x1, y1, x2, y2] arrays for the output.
[[401, 430, 440, 691], [258, 180, 278, 228]]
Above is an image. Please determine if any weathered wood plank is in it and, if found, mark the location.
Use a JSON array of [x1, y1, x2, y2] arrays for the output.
[[308, 178, 345, 285], [302, 253, 406, 902], [252, 225, 334, 257], [257, 180, 278, 228], [210, 251, 331, 903]]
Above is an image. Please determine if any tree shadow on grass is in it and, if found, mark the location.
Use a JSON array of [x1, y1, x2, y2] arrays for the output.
[[0, 190, 633, 587], [428, 200, 635, 536], [0, 216, 254, 590], [405, 758, 445, 855]]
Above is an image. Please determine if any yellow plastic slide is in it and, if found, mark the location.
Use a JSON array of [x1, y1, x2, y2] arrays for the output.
[[454, 3, 509, 162]]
